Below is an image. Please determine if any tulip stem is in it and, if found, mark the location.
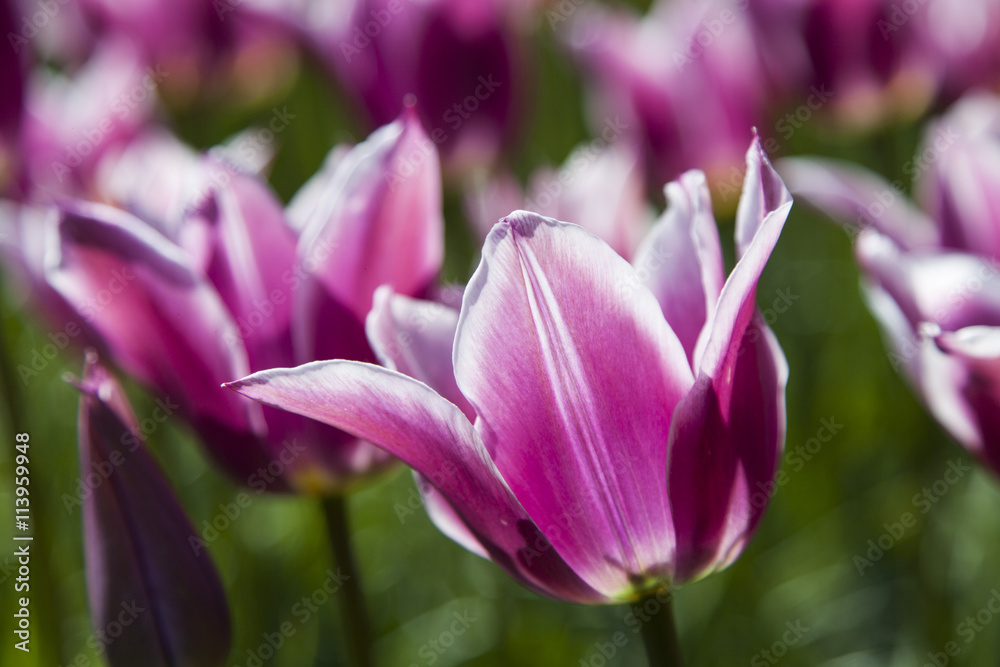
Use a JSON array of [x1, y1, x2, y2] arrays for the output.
[[320, 494, 375, 667], [639, 592, 684, 667]]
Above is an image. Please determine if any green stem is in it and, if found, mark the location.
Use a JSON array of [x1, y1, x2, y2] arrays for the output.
[[639, 592, 684, 667], [320, 494, 374, 667]]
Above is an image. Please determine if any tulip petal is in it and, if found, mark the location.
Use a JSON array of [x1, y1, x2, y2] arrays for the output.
[[227, 361, 604, 603], [917, 93, 1000, 257], [696, 138, 792, 393], [296, 110, 444, 323], [454, 211, 694, 597], [667, 316, 788, 581], [365, 285, 474, 420], [633, 170, 724, 362], [47, 201, 274, 479], [934, 326, 1000, 473], [75, 354, 230, 667], [187, 159, 299, 370], [778, 156, 938, 250]]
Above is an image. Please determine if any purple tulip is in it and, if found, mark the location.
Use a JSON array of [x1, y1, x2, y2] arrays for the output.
[[306, 0, 524, 169], [32, 110, 443, 491], [18, 38, 157, 198], [464, 140, 651, 260], [227, 136, 791, 600], [71, 351, 230, 667], [565, 0, 771, 189], [780, 91, 1000, 474]]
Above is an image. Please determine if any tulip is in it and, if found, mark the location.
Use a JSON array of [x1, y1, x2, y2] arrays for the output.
[[565, 0, 771, 189], [70, 351, 230, 667], [18, 39, 157, 198], [38, 109, 442, 492], [0, 0, 27, 194], [305, 0, 525, 169], [780, 91, 1000, 474], [464, 140, 652, 260], [228, 135, 792, 601]]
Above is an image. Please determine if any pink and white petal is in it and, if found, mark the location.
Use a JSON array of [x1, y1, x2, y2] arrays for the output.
[[528, 141, 650, 260], [633, 169, 724, 363], [778, 156, 938, 250], [296, 109, 444, 322], [667, 315, 787, 582], [227, 361, 605, 603], [47, 201, 266, 445], [414, 472, 490, 559], [916, 94, 1000, 257], [736, 135, 794, 260], [463, 169, 525, 243], [933, 326, 1000, 473], [858, 232, 1000, 332], [286, 144, 351, 234], [366, 285, 475, 420], [187, 159, 299, 369], [454, 211, 694, 598], [696, 140, 792, 405]]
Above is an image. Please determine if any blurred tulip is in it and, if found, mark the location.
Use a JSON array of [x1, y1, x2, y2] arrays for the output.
[[464, 140, 652, 260], [24, 110, 443, 492], [781, 91, 1000, 474], [304, 0, 525, 169], [71, 351, 230, 667], [228, 136, 792, 599], [0, 0, 27, 193], [18, 39, 159, 198], [565, 0, 770, 189]]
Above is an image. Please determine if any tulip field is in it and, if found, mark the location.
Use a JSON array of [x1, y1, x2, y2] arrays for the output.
[[3, 0, 1000, 666]]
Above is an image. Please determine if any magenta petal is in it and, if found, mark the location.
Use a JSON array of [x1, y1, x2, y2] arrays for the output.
[[47, 201, 265, 443], [454, 211, 694, 597], [227, 361, 604, 603], [365, 285, 474, 420], [934, 326, 1000, 473], [917, 93, 1000, 258], [75, 354, 230, 667], [633, 170, 725, 363], [296, 110, 444, 323], [778, 156, 938, 250], [414, 472, 490, 559], [188, 159, 299, 370], [696, 138, 792, 390], [667, 316, 788, 582]]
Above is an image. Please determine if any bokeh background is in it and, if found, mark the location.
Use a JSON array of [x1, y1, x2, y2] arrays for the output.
[[3, 0, 1000, 665]]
